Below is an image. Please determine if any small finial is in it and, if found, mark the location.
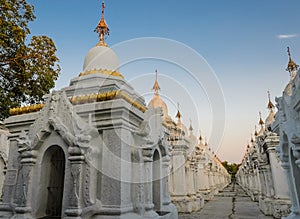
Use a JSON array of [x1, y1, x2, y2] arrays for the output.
[[286, 46, 299, 79], [267, 91, 274, 110], [152, 69, 161, 95], [205, 137, 208, 146], [94, 1, 110, 46], [287, 46, 291, 59], [176, 103, 182, 120], [254, 125, 258, 136], [258, 112, 265, 135], [189, 119, 193, 131], [250, 135, 254, 143], [102, 1, 105, 16], [259, 111, 264, 126], [199, 130, 203, 142]]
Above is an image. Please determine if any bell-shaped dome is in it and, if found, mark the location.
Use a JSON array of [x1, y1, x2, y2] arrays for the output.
[[188, 131, 198, 152], [148, 95, 169, 119], [148, 70, 173, 121], [198, 133, 205, 148], [83, 2, 119, 73], [265, 110, 275, 127], [265, 92, 275, 127], [265, 103, 275, 127], [174, 110, 187, 135], [83, 45, 119, 72], [177, 120, 188, 135]]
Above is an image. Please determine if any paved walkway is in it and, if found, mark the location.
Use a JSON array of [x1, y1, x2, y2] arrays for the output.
[[179, 183, 273, 219]]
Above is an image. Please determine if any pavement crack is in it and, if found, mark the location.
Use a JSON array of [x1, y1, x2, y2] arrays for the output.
[[228, 183, 236, 219]]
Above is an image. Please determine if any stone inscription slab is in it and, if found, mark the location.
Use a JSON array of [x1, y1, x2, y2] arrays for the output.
[[6, 169, 17, 185]]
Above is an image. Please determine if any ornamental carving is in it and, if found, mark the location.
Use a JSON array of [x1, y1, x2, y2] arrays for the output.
[[134, 106, 164, 151], [18, 91, 98, 152]]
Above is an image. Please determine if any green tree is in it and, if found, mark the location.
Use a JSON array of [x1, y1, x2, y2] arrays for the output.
[[0, 0, 60, 120], [222, 161, 241, 179]]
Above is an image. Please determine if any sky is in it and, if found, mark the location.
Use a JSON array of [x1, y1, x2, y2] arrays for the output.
[[26, 0, 300, 163]]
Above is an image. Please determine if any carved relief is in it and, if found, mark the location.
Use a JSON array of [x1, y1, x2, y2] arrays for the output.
[[134, 107, 163, 148], [83, 164, 95, 207], [20, 91, 98, 152], [70, 164, 81, 207], [274, 69, 300, 218]]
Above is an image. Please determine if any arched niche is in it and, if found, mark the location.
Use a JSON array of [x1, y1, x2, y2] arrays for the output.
[[36, 145, 66, 219], [152, 149, 162, 212]]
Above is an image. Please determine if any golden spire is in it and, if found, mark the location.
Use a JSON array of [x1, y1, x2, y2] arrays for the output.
[[254, 125, 258, 136], [258, 111, 265, 135], [94, 1, 110, 46], [175, 103, 182, 120], [259, 111, 264, 126], [152, 69, 161, 95], [267, 91, 274, 110], [199, 130, 203, 142], [189, 119, 193, 132], [250, 135, 254, 143], [286, 47, 299, 79]]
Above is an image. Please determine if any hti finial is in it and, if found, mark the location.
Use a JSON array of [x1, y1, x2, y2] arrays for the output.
[[94, 1, 110, 46], [267, 91, 274, 110], [152, 69, 161, 95], [286, 46, 299, 79], [102, 1, 105, 17], [189, 119, 193, 131], [199, 130, 203, 142], [288, 47, 291, 59], [176, 103, 182, 120], [259, 111, 264, 126], [254, 125, 258, 136]]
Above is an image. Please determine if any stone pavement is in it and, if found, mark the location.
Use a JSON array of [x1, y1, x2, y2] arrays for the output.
[[179, 183, 273, 219]]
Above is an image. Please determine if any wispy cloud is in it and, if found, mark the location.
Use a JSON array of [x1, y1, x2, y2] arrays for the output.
[[277, 34, 299, 39]]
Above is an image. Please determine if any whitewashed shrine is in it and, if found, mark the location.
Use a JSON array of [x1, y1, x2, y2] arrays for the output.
[[148, 72, 231, 213], [275, 47, 300, 219], [0, 3, 177, 219]]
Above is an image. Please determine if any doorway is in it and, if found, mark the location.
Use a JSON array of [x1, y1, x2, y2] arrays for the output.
[[40, 146, 65, 219], [152, 149, 161, 211]]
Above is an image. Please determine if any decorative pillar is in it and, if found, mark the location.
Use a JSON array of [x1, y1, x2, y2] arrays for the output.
[[281, 161, 300, 218], [65, 146, 85, 218], [291, 137, 300, 214], [14, 148, 37, 218], [161, 155, 172, 209], [142, 148, 157, 217]]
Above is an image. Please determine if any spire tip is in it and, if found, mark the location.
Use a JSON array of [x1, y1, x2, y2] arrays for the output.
[[286, 46, 299, 78], [95, 1, 109, 46], [152, 69, 160, 94], [267, 91, 274, 110]]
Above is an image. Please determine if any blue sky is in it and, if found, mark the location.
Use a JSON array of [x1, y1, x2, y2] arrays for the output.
[[27, 0, 300, 163]]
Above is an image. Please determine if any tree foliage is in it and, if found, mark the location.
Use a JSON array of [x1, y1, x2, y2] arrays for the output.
[[0, 0, 60, 120], [222, 161, 241, 179]]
